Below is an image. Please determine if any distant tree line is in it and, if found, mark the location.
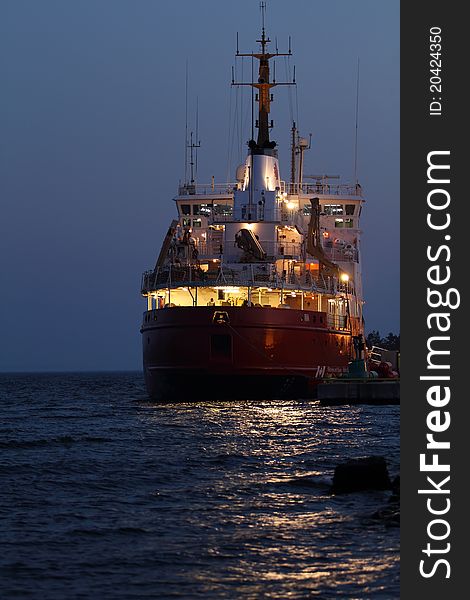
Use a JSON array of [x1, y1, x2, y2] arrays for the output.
[[366, 330, 400, 351]]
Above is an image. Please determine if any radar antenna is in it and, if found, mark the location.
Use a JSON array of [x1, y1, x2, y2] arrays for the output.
[[231, 2, 295, 151]]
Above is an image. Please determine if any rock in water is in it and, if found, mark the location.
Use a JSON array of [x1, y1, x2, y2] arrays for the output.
[[332, 456, 392, 493]]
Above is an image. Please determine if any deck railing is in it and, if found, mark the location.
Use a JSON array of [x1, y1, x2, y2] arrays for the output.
[[327, 314, 349, 330], [177, 183, 236, 196], [141, 266, 353, 297], [281, 181, 363, 197], [176, 180, 362, 198], [322, 245, 359, 263], [196, 240, 357, 264]]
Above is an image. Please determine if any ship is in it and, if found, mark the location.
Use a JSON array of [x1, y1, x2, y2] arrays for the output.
[[140, 18, 365, 400]]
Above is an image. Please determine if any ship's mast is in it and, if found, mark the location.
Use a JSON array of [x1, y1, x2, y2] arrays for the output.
[[291, 121, 297, 184], [232, 3, 294, 154], [188, 131, 200, 186], [290, 121, 312, 188]]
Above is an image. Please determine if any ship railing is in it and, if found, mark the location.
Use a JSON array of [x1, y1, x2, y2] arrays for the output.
[[176, 180, 361, 201], [322, 245, 359, 263], [286, 272, 354, 295], [222, 241, 303, 262], [141, 267, 226, 292], [285, 271, 355, 296], [280, 181, 363, 197], [197, 238, 303, 262], [274, 242, 303, 257], [141, 266, 352, 297], [196, 240, 222, 259], [177, 182, 237, 196], [326, 314, 350, 330]]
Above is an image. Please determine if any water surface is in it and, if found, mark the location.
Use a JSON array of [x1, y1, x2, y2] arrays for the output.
[[0, 372, 399, 598]]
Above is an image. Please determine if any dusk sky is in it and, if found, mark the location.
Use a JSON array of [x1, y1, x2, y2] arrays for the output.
[[1, 0, 399, 372]]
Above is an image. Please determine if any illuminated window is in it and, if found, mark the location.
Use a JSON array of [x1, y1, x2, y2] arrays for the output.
[[335, 218, 344, 228], [181, 204, 191, 215], [213, 204, 233, 216], [324, 204, 343, 216], [200, 204, 212, 216], [344, 219, 354, 228], [192, 218, 202, 228], [182, 218, 191, 227], [303, 204, 312, 215]]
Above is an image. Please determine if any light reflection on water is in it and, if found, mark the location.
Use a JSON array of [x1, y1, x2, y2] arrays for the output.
[[1, 373, 399, 599]]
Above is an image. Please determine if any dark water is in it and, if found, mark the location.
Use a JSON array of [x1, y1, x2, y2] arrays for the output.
[[0, 372, 399, 599]]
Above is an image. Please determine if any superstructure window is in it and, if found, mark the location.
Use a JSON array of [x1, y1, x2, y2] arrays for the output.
[[345, 204, 355, 215], [303, 204, 312, 216], [213, 204, 233, 216], [199, 204, 212, 216], [192, 218, 202, 228], [181, 204, 191, 215], [334, 218, 354, 228], [192, 204, 201, 215], [182, 218, 191, 227], [324, 204, 343, 216]]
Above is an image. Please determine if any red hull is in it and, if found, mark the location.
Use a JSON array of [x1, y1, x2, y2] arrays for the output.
[[141, 306, 354, 400]]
